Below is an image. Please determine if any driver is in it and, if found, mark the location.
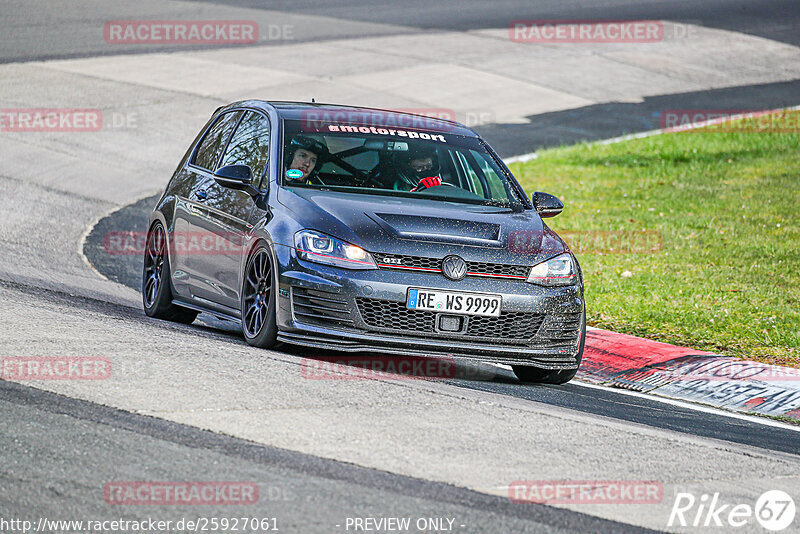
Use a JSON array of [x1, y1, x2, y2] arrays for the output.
[[391, 145, 443, 192], [284, 136, 329, 184]]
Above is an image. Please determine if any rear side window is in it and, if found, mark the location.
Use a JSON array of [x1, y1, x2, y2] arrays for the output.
[[192, 111, 242, 171], [219, 111, 271, 182]]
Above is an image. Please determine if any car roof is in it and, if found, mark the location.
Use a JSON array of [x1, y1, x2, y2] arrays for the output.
[[223, 100, 479, 138]]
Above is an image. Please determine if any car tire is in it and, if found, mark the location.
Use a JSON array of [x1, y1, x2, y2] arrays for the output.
[[241, 244, 278, 348], [142, 221, 198, 324], [513, 307, 586, 385]]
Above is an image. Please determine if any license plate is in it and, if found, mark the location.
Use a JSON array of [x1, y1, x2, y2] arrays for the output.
[[406, 288, 502, 317]]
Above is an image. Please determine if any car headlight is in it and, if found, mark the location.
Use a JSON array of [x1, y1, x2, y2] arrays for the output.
[[294, 230, 377, 270], [526, 253, 577, 286]]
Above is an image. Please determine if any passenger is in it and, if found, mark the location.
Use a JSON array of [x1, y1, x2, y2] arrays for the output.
[[284, 136, 328, 184]]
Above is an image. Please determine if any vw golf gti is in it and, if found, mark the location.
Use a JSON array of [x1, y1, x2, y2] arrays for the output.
[[143, 101, 586, 383]]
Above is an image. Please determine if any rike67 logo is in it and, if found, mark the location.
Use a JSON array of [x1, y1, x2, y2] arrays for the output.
[[669, 490, 795, 531]]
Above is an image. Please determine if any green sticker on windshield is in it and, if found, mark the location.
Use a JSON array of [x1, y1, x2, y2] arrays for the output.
[[286, 169, 304, 179]]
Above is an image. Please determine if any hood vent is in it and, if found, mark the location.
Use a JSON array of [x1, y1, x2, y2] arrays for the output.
[[371, 213, 501, 245]]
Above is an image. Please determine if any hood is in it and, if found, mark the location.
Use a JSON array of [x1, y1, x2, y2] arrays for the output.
[[277, 187, 567, 266]]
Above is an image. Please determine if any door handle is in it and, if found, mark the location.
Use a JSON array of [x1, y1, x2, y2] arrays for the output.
[[196, 189, 208, 201]]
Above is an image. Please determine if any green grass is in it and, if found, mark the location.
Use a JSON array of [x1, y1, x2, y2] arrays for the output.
[[509, 111, 800, 366]]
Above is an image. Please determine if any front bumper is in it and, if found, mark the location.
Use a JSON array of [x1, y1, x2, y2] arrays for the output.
[[273, 244, 585, 369]]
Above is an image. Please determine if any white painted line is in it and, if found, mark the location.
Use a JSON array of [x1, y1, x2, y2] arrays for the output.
[[660, 104, 800, 134], [503, 104, 800, 164], [503, 152, 538, 164], [488, 362, 799, 429], [77, 220, 111, 282], [76, 189, 162, 282], [571, 379, 800, 432]]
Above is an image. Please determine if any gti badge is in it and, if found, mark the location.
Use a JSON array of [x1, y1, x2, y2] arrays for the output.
[[441, 255, 467, 281]]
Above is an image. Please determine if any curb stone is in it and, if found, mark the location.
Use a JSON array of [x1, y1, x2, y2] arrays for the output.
[[579, 328, 800, 422]]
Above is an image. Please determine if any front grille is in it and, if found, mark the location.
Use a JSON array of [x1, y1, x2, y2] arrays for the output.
[[355, 297, 544, 343], [535, 313, 583, 344], [467, 312, 544, 338], [291, 287, 354, 328], [467, 261, 529, 278], [355, 298, 435, 333], [372, 253, 529, 279], [373, 253, 440, 271]]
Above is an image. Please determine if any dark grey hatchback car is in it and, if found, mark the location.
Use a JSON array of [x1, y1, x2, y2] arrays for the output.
[[143, 100, 585, 384]]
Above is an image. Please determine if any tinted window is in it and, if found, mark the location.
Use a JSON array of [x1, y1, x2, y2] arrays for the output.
[[316, 136, 378, 179], [219, 111, 271, 181], [471, 149, 511, 199], [280, 119, 524, 208], [193, 111, 242, 171]]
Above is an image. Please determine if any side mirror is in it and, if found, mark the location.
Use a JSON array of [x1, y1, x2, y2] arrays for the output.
[[532, 192, 563, 218], [213, 164, 260, 197]]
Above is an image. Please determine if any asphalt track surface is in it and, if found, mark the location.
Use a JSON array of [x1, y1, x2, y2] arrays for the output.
[[85, 194, 800, 457], [4, 0, 800, 156], [2, 1, 800, 532], [0, 376, 639, 534], [5, 0, 799, 63]]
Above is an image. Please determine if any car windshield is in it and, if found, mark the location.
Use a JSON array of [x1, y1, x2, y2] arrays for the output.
[[280, 119, 525, 209]]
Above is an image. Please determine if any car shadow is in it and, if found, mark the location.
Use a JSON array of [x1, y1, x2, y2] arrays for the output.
[[293, 350, 508, 383], [192, 312, 510, 383]]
